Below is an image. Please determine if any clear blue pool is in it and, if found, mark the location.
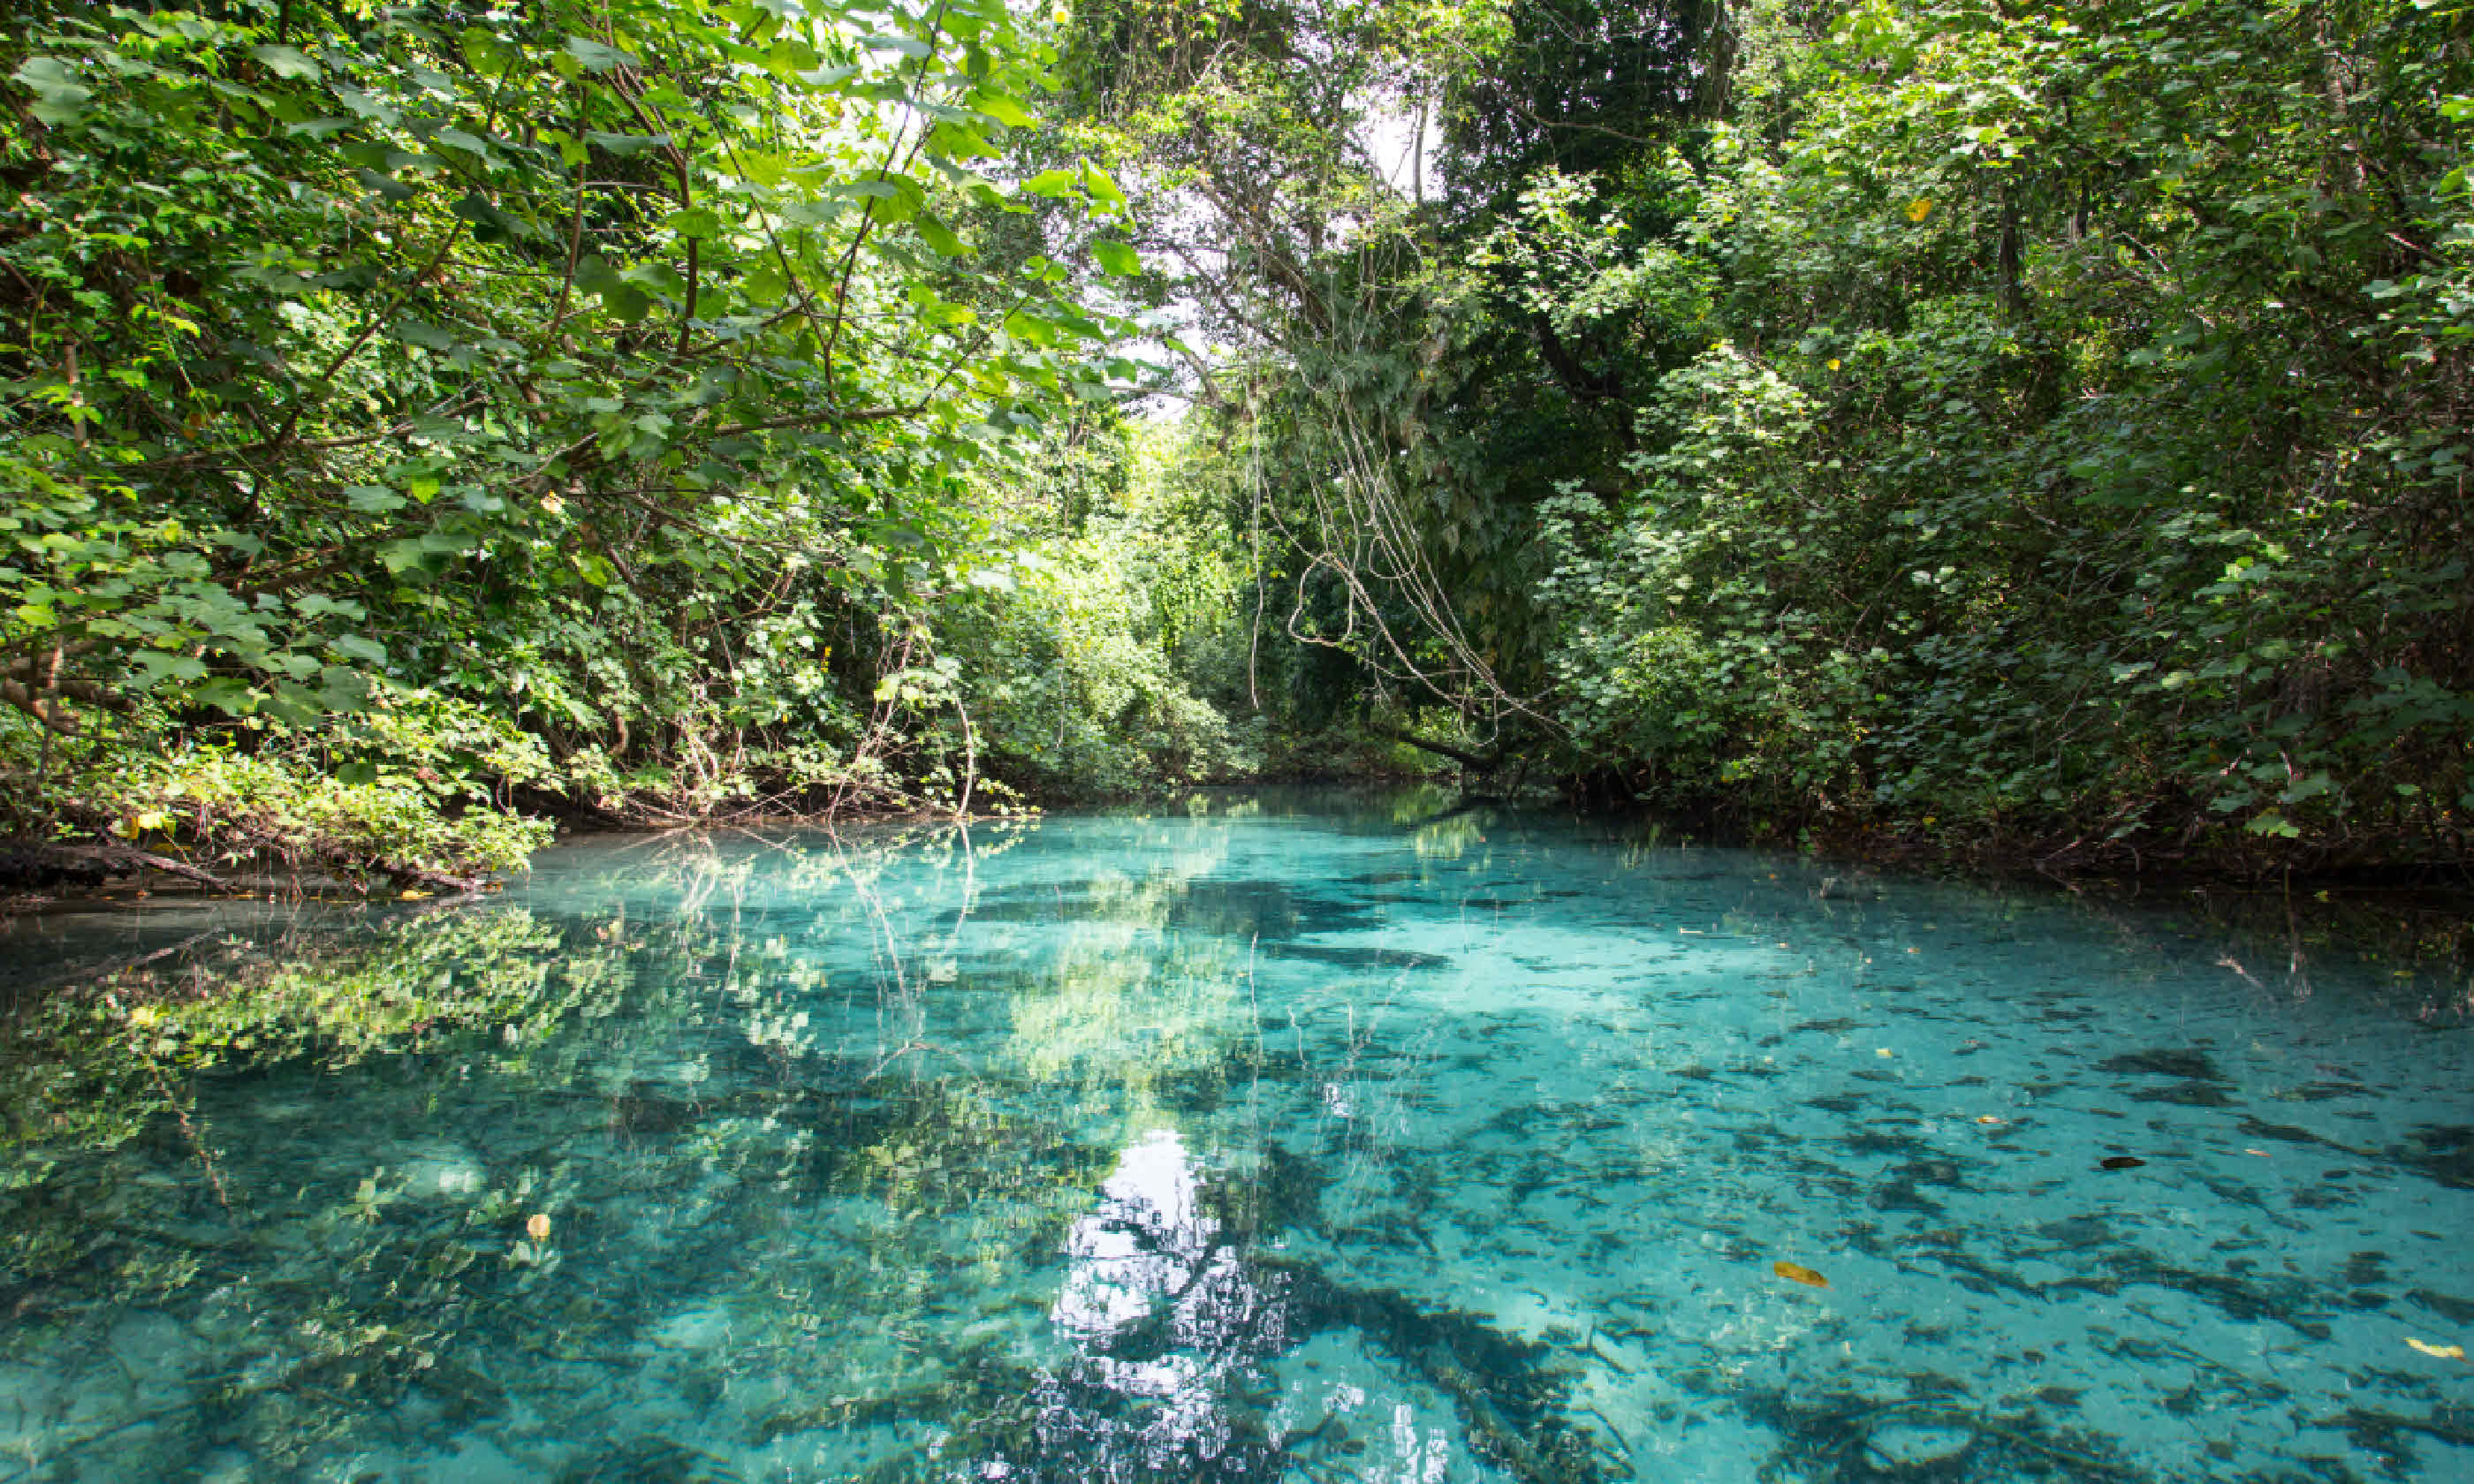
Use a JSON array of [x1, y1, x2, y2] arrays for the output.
[[4, 789, 2470, 1481]]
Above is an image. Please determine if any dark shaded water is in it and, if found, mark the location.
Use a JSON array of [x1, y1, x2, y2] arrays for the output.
[[3, 790, 2471, 1481]]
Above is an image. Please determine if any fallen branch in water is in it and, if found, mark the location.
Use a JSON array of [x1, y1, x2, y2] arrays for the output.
[[0, 843, 232, 893], [1378, 727, 1506, 773]]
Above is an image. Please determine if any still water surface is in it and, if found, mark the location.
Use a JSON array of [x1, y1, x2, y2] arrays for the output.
[[4, 791, 2472, 1481]]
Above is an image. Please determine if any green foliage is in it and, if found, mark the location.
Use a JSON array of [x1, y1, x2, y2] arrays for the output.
[[1097, 0, 2474, 867], [0, 907, 602, 1173], [1, 690, 554, 882], [0, 0, 1175, 870], [1523, 0, 2474, 860], [943, 416, 1263, 799], [11, 0, 2458, 873], [88, 732, 558, 883]]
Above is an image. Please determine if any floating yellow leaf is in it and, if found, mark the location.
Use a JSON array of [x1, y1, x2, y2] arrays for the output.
[[400, 889, 430, 900], [1907, 199, 1934, 223], [1876, 1048, 1894, 1058], [1773, 1260, 1830, 1289], [1976, 1115, 2004, 1125], [527, 1213, 552, 1240], [2406, 1337, 2465, 1360]]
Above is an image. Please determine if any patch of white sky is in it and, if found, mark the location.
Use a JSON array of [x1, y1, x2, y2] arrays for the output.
[[817, 4, 1448, 419], [1359, 87, 1443, 206], [762, 3, 1434, 418], [1127, 87, 1439, 420]]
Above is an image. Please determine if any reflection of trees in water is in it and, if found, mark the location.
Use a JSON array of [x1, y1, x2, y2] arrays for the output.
[[562, 814, 1616, 1484], [0, 905, 608, 1170], [1598, 826, 2474, 1024], [914, 1125, 1612, 1484], [0, 829, 971, 1473], [0, 808, 1634, 1481], [0, 904, 656, 1473], [1037, 1128, 1291, 1473], [589, 821, 1613, 1484]]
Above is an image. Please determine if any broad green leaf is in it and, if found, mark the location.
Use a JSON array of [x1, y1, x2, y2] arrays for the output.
[[345, 486, 407, 513], [249, 44, 323, 80], [1002, 311, 1057, 347], [11, 57, 91, 122], [451, 190, 544, 243], [459, 27, 516, 79], [1080, 162, 1127, 212], [129, 652, 208, 687], [394, 317, 459, 352], [761, 40, 818, 80], [563, 36, 635, 72], [191, 678, 255, 716], [619, 261, 687, 296], [914, 214, 968, 256], [742, 263, 789, 304], [927, 124, 1001, 161], [379, 539, 432, 573], [586, 130, 671, 155], [863, 182, 920, 225], [573, 254, 626, 297], [1091, 238, 1142, 276], [970, 91, 1036, 127], [603, 283, 652, 322]]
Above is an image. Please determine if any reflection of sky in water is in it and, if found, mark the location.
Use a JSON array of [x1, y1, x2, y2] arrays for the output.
[[1057, 1129, 1216, 1344], [1044, 1128, 1451, 1483], [1051, 1128, 1233, 1455], [1, 789, 2470, 1481]]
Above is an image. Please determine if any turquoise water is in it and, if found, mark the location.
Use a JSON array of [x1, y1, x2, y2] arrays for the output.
[[4, 790, 2472, 1482]]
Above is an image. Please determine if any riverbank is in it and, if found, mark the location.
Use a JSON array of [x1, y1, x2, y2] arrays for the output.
[[9, 774, 2473, 923]]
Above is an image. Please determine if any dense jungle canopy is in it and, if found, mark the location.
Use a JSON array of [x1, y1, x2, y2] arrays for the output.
[[3, 0, 2470, 884]]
